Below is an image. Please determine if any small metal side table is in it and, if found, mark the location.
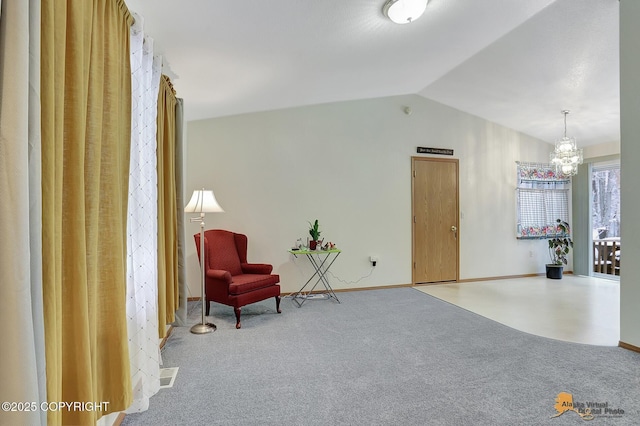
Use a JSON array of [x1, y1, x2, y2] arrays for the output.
[[288, 248, 341, 307]]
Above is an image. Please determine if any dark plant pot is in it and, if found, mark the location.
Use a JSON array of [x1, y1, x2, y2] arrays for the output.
[[309, 240, 317, 250], [546, 264, 564, 279]]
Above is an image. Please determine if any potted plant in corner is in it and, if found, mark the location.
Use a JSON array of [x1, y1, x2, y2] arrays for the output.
[[308, 219, 322, 250], [547, 219, 573, 279]]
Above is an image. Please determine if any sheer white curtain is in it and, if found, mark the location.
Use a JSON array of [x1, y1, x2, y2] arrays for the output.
[[0, 0, 46, 425], [125, 12, 163, 413]]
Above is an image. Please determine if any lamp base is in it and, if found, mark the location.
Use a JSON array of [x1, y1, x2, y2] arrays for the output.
[[190, 322, 217, 334]]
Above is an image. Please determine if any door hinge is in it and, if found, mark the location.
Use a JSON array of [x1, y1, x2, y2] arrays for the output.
[[413, 170, 416, 177], [413, 216, 416, 223], [413, 262, 416, 269]]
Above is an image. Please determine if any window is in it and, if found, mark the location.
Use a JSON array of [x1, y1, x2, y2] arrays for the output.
[[516, 162, 570, 239], [592, 163, 620, 239], [591, 161, 620, 276]]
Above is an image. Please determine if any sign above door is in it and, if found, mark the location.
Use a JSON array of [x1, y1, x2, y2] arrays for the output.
[[417, 147, 454, 156]]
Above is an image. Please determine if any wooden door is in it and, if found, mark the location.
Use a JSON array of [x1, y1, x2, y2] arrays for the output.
[[412, 157, 459, 284]]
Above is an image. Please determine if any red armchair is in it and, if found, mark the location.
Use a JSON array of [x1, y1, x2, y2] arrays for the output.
[[194, 229, 281, 329]]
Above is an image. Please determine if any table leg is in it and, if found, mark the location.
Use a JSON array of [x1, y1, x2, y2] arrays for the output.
[[291, 251, 341, 307], [307, 252, 340, 303]]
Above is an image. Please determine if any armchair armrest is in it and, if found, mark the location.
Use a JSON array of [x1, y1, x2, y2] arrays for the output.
[[206, 269, 233, 283], [241, 263, 273, 274]]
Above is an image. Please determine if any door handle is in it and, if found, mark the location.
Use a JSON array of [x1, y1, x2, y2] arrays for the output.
[[451, 226, 457, 232]]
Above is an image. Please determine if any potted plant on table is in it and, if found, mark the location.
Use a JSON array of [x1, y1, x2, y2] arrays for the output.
[[547, 219, 573, 279], [308, 219, 322, 250]]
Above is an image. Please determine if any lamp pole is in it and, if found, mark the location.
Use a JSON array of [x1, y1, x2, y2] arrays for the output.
[[190, 212, 216, 334], [184, 188, 224, 334]]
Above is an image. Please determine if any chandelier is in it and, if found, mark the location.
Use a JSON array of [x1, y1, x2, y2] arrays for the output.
[[550, 110, 583, 176]]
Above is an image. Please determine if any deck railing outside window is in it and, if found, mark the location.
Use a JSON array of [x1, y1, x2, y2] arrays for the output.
[[593, 238, 620, 276]]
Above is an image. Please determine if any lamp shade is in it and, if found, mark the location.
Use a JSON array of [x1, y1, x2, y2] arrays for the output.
[[383, 0, 428, 24], [184, 189, 224, 213]]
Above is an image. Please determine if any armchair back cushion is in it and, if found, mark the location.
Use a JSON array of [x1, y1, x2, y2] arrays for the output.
[[204, 230, 243, 276]]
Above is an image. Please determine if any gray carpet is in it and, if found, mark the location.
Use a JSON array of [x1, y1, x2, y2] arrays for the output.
[[122, 288, 640, 425]]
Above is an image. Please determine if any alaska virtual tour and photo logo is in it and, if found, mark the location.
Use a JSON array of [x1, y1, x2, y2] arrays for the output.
[[551, 392, 625, 421]]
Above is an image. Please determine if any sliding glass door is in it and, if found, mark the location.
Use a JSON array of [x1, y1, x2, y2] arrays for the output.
[[592, 162, 620, 277]]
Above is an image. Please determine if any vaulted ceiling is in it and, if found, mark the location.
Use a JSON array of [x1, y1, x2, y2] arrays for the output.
[[125, 0, 620, 147]]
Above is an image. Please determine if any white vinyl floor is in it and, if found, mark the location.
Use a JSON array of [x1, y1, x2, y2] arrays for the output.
[[415, 275, 620, 346]]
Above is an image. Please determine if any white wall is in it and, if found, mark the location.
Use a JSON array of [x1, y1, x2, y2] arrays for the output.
[[620, 0, 640, 347], [184, 95, 554, 295], [583, 140, 620, 159]]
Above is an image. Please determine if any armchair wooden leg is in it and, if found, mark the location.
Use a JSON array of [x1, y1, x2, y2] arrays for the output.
[[276, 296, 282, 313], [234, 307, 242, 329]]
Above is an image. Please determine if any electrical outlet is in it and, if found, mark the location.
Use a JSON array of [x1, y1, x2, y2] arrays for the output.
[[370, 255, 378, 266]]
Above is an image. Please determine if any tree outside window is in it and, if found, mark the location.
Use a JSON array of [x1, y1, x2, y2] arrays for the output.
[[592, 165, 620, 239]]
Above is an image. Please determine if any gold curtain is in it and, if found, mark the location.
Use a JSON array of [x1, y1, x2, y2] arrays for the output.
[[157, 75, 178, 337], [41, 1, 133, 424]]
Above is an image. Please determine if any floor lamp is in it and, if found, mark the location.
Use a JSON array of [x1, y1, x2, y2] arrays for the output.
[[185, 188, 224, 334]]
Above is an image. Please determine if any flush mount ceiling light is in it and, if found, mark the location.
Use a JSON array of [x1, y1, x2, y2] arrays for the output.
[[550, 110, 583, 176], [383, 0, 429, 24]]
